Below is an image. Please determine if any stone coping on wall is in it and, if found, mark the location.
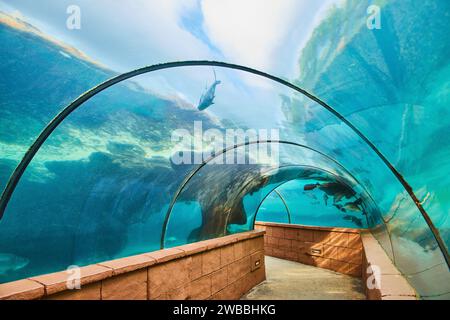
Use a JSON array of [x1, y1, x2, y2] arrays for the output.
[[360, 231, 417, 300], [256, 221, 362, 234], [0, 230, 265, 300]]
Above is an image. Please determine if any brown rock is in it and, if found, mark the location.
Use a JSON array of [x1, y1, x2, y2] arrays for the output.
[[312, 256, 331, 269], [46, 283, 101, 300], [147, 257, 190, 299], [337, 247, 362, 265], [189, 254, 202, 281], [211, 268, 228, 294], [30, 264, 113, 295], [145, 248, 185, 264], [297, 253, 314, 265], [189, 275, 212, 300], [272, 247, 284, 258], [220, 244, 235, 267], [99, 254, 156, 275], [285, 250, 298, 261], [284, 228, 297, 240], [227, 256, 251, 284], [298, 229, 314, 242], [323, 244, 338, 259], [267, 236, 278, 247], [167, 285, 190, 300], [329, 232, 348, 247], [0, 279, 44, 300], [233, 241, 246, 260], [347, 233, 362, 249], [178, 241, 209, 255], [278, 238, 291, 250], [272, 227, 284, 238], [102, 269, 147, 300], [202, 249, 221, 275]]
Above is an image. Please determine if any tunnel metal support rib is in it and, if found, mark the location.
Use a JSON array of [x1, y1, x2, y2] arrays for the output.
[[251, 182, 292, 230], [273, 189, 292, 224], [0, 60, 447, 267]]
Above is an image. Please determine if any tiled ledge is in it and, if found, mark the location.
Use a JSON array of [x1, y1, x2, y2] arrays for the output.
[[0, 230, 265, 300], [361, 231, 417, 300], [256, 221, 362, 234]]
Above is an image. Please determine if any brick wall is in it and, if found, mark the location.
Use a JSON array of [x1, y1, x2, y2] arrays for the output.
[[255, 222, 363, 277], [0, 230, 265, 300]]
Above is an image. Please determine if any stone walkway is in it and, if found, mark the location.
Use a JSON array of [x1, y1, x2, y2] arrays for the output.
[[242, 256, 366, 300]]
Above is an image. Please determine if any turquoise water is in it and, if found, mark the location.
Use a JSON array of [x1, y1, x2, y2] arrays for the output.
[[0, 0, 448, 299], [257, 178, 370, 229]]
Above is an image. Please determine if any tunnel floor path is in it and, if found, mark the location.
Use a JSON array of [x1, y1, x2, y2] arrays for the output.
[[242, 256, 366, 300]]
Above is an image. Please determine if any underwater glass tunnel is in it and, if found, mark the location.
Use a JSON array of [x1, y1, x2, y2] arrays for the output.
[[0, 0, 449, 300]]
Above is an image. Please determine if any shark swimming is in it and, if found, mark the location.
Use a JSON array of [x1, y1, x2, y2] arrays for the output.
[[0, 253, 29, 275], [197, 69, 221, 111]]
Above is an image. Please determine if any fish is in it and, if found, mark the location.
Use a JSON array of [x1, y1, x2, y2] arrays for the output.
[[342, 198, 363, 212], [303, 183, 319, 191], [304, 181, 356, 205], [333, 203, 346, 212], [0, 253, 29, 274], [197, 69, 221, 111], [317, 182, 356, 204], [334, 193, 344, 203], [342, 202, 361, 212]]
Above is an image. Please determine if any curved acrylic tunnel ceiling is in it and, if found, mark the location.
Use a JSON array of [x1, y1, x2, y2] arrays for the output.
[[256, 189, 291, 224], [0, 62, 448, 299], [255, 171, 374, 229], [163, 141, 379, 247]]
